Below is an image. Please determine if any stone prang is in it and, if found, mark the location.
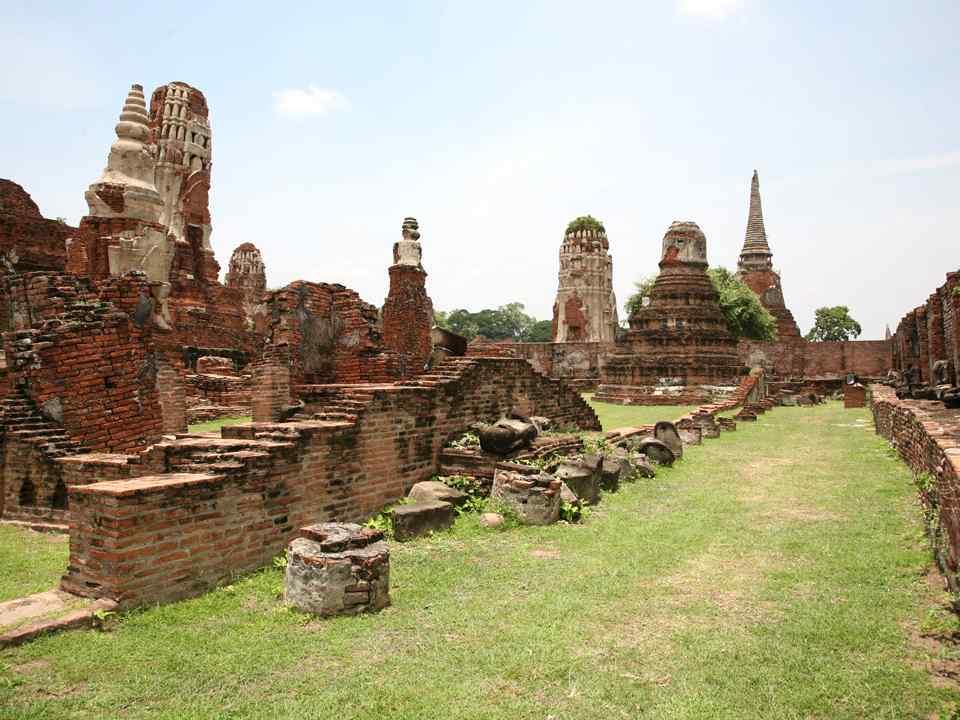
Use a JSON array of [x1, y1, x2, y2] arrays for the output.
[[552, 218, 618, 342]]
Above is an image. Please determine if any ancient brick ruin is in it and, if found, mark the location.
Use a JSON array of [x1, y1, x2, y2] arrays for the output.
[[595, 221, 743, 404], [0, 74, 953, 617], [735, 171, 802, 341], [551, 220, 618, 342]]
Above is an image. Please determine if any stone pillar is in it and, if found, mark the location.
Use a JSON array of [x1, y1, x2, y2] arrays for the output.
[[155, 359, 186, 433], [382, 217, 434, 378], [252, 347, 290, 423]]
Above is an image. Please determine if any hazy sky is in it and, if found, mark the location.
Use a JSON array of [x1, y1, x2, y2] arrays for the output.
[[3, 1, 958, 339]]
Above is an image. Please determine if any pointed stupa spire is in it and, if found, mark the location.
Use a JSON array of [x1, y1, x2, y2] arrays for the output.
[[86, 83, 163, 222], [738, 169, 773, 272], [885, 324, 892, 340]]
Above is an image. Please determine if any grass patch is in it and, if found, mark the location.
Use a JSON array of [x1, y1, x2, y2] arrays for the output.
[[0, 403, 956, 718], [187, 416, 252, 434], [0, 525, 69, 603], [584, 392, 697, 430]]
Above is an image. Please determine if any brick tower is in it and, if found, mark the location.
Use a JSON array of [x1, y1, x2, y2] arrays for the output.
[[735, 170, 800, 340], [382, 217, 434, 377], [551, 217, 618, 342]]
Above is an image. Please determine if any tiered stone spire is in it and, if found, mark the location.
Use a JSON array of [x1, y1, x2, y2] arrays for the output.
[[595, 221, 742, 404], [735, 170, 802, 343], [738, 170, 773, 272], [85, 84, 163, 222]]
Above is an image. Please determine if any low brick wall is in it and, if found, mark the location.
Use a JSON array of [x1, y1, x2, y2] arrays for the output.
[[61, 357, 599, 608], [870, 384, 960, 585]]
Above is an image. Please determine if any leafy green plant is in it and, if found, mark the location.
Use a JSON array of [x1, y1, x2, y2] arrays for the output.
[[447, 432, 480, 450], [582, 436, 610, 455], [455, 496, 488, 517], [559, 500, 590, 523], [272, 555, 287, 570], [366, 511, 394, 538], [566, 215, 605, 234]]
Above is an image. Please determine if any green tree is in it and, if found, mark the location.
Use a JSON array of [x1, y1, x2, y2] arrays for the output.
[[433, 303, 544, 341], [566, 215, 605, 234], [623, 267, 777, 341], [805, 306, 862, 342], [521, 319, 554, 342], [708, 267, 777, 341], [623, 275, 656, 318]]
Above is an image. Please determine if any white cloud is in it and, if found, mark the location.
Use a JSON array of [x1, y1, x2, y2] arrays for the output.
[[678, 0, 745, 19], [273, 86, 350, 117]]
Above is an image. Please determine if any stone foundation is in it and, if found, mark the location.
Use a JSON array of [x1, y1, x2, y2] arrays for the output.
[[284, 523, 390, 617]]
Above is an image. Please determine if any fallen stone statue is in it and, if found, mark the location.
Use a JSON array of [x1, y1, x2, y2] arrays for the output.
[[474, 416, 539, 456]]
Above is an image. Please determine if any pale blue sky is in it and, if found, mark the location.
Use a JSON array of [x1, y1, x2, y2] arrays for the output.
[[3, 1, 958, 338]]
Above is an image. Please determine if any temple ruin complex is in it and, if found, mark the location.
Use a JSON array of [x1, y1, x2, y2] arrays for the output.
[[0, 79, 957, 620]]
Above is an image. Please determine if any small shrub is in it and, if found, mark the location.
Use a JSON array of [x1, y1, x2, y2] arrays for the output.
[[559, 500, 590, 523], [447, 432, 480, 450], [366, 511, 394, 538]]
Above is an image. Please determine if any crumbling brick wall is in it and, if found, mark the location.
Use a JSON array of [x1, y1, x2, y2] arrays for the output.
[[61, 356, 598, 607], [737, 338, 891, 379], [0, 179, 74, 272], [263, 281, 402, 386], [871, 384, 960, 588], [3, 272, 164, 452], [891, 269, 960, 387]]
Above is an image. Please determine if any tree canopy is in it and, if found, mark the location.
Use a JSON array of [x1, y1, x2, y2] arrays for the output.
[[708, 267, 778, 342], [566, 215, 605, 234], [434, 303, 553, 342], [623, 267, 777, 341], [805, 306, 862, 342]]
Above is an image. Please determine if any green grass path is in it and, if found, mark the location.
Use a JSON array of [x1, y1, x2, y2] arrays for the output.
[[584, 393, 697, 429], [1, 403, 956, 718], [0, 526, 68, 604]]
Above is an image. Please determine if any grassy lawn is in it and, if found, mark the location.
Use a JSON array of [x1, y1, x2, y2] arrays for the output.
[[1, 403, 957, 718], [187, 416, 252, 434], [584, 392, 698, 430], [0, 525, 68, 603]]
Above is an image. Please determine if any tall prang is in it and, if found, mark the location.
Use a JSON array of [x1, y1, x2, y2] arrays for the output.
[[382, 217, 434, 378], [551, 217, 618, 342], [148, 81, 220, 286], [225, 242, 267, 329], [735, 170, 800, 339], [595, 221, 743, 404]]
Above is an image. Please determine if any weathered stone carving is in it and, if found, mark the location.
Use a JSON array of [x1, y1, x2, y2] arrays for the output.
[[392, 217, 423, 268]]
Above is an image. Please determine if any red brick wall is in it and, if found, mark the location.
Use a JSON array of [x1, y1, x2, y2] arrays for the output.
[[0, 179, 73, 272], [263, 280, 401, 386], [871, 385, 960, 581], [59, 357, 599, 607], [382, 265, 433, 378], [738, 338, 890, 379], [891, 269, 960, 386], [3, 273, 164, 452]]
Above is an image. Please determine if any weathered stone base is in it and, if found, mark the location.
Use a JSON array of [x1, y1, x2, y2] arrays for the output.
[[284, 523, 390, 617], [491, 463, 561, 524]]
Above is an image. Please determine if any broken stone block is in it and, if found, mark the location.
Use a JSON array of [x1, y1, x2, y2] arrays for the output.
[[553, 460, 600, 505], [390, 500, 455, 541], [654, 421, 683, 458], [284, 523, 390, 617], [491, 465, 561, 525], [717, 416, 737, 432], [408, 480, 468, 507], [735, 409, 758, 421], [636, 438, 676, 466], [476, 418, 538, 456], [693, 413, 720, 439]]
